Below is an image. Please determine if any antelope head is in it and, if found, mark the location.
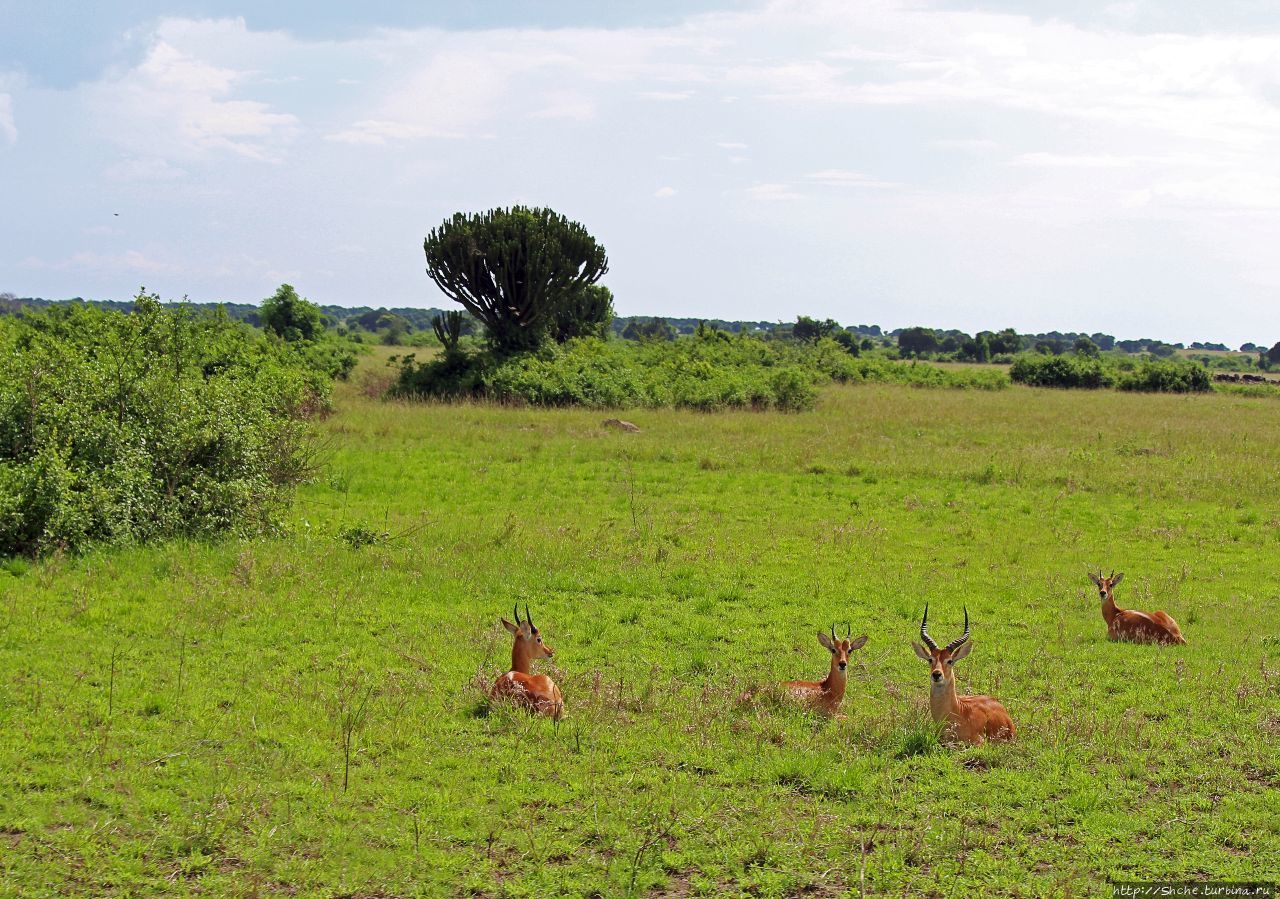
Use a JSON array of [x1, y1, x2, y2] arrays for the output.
[[501, 604, 555, 660], [817, 622, 869, 673], [911, 604, 973, 687], [1087, 570, 1124, 604]]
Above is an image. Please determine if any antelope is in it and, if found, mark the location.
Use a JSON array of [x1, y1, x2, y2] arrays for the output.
[[490, 605, 564, 720], [911, 605, 1015, 745], [1088, 571, 1187, 645], [782, 623, 869, 717]]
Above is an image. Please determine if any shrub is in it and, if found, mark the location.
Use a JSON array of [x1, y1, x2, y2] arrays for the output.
[[1009, 353, 1210, 393], [1009, 355, 1115, 389], [1116, 359, 1211, 393], [390, 333, 1007, 411], [0, 293, 333, 556]]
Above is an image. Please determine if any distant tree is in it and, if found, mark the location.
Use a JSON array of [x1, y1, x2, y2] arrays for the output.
[[1090, 332, 1116, 351], [621, 317, 676, 341], [960, 335, 990, 362], [377, 313, 411, 346], [985, 328, 1022, 355], [1241, 342, 1259, 353], [1149, 342, 1177, 358], [832, 331, 861, 356], [792, 315, 839, 343], [260, 284, 323, 342], [1074, 337, 1100, 357], [1260, 342, 1280, 371], [423, 206, 608, 354], [432, 311, 465, 353], [898, 326, 940, 357]]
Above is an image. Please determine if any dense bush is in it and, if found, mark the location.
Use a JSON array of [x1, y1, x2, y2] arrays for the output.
[[0, 294, 337, 556], [1009, 355, 1115, 389], [1115, 359, 1211, 393], [391, 333, 1008, 411], [1010, 354, 1210, 393]]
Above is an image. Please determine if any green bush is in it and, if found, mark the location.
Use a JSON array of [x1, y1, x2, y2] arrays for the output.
[[0, 293, 335, 556], [1116, 359, 1211, 393], [1009, 355, 1115, 389], [391, 333, 1007, 411], [1009, 353, 1210, 393]]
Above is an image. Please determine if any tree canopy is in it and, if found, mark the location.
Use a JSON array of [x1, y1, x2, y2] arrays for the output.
[[424, 207, 609, 354], [260, 284, 323, 342]]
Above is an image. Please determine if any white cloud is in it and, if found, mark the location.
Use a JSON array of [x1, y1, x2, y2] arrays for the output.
[[22, 250, 182, 274], [105, 157, 189, 182], [325, 119, 436, 145], [740, 182, 804, 201], [83, 33, 298, 161], [805, 169, 898, 189], [0, 93, 15, 144], [654, 186, 677, 198], [935, 138, 999, 151]]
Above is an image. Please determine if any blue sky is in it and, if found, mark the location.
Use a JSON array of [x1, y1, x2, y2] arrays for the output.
[[2, 0, 1279, 344]]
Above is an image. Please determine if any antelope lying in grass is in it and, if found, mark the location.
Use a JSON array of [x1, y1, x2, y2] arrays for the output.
[[490, 605, 564, 720], [912, 605, 1015, 745], [782, 624, 868, 717], [1089, 571, 1187, 645]]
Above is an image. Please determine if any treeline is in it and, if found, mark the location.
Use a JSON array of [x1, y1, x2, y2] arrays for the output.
[[7, 291, 1272, 368], [1, 292, 460, 347]]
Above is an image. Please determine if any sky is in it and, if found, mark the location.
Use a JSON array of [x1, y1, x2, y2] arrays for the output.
[[2, 0, 1279, 345]]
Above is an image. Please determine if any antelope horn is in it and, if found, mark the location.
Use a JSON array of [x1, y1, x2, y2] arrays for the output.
[[830, 622, 837, 643], [945, 606, 971, 652], [920, 604, 938, 651], [845, 622, 852, 639], [526, 603, 534, 630], [513, 604, 521, 626]]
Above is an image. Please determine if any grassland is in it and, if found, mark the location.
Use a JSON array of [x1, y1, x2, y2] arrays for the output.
[[2, 350, 1279, 897]]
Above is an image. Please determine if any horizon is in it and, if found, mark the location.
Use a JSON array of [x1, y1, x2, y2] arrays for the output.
[[5, 290, 1264, 348], [3, 1, 1280, 347]]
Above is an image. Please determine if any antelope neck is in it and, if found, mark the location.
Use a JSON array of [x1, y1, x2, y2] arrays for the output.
[[929, 676, 959, 720], [511, 642, 534, 674], [1101, 593, 1119, 626], [820, 660, 848, 698]]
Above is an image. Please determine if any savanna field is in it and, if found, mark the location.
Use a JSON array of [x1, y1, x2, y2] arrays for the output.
[[2, 350, 1279, 897]]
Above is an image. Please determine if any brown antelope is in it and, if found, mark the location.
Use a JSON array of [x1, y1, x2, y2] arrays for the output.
[[782, 623, 869, 717], [1088, 571, 1187, 645], [490, 605, 564, 720], [911, 605, 1015, 745]]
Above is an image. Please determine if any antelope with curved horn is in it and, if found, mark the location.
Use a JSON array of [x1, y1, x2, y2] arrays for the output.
[[490, 604, 564, 720], [782, 622, 869, 717], [1088, 571, 1187, 645], [911, 605, 1015, 745]]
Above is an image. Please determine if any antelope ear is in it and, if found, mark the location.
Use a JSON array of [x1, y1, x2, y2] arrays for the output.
[[817, 632, 837, 652], [501, 618, 520, 635], [848, 635, 869, 651], [1112, 572, 1124, 586], [1087, 572, 1102, 587], [911, 642, 932, 662], [951, 640, 974, 662]]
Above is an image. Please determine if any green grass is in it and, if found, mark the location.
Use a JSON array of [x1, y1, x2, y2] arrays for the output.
[[2, 357, 1279, 896]]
